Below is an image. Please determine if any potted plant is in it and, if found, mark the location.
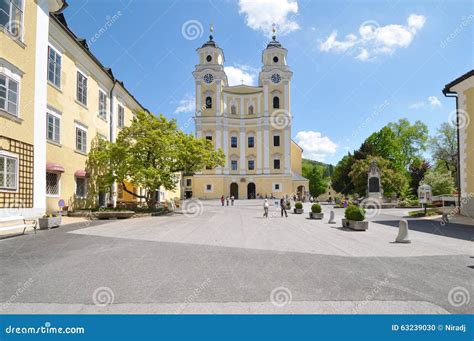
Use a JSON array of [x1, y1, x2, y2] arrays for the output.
[[294, 202, 304, 214], [342, 205, 368, 231], [286, 200, 291, 210], [309, 203, 324, 219], [38, 213, 62, 230]]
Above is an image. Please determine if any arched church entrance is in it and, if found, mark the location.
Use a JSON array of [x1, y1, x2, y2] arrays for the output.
[[230, 183, 239, 199], [247, 182, 256, 199]]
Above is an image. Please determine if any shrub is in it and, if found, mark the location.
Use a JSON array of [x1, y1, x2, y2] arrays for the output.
[[295, 202, 303, 209], [311, 204, 322, 213], [344, 205, 365, 221], [286, 201, 291, 209]]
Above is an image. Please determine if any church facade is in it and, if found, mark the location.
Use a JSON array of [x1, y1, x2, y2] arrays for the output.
[[183, 32, 309, 200]]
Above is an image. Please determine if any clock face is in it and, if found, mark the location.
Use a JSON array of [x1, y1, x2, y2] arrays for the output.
[[271, 73, 281, 84], [273, 56, 279, 63], [206, 55, 212, 62], [203, 73, 214, 84]]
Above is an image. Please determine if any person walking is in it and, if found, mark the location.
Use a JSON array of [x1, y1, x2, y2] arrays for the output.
[[226, 196, 230, 206], [221, 195, 225, 207], [280, 197, 288, 218], [231, 195, 235, 206], [263, 199, 269, 218]]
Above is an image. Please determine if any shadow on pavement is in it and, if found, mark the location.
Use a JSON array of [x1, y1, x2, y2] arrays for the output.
[[375, 219, 474, 241]]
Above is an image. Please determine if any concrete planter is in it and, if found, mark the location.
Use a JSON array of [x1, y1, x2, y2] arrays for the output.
[[94, 211, 134, 220], [38, 216, 62, 230], [342, 218, 368, 231], [294, 208, 304, 214], [309, 212, 324, 219]]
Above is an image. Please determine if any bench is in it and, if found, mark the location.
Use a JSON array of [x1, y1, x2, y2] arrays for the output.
[[0, 216, 37, 236]]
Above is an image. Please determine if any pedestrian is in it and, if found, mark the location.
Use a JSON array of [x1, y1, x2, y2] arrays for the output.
[[221, 195, 225, 206], [231, 195, 234, 206], [226, 196, 230, 206], [263, 199, 269, 218], [280, 197, 288, 218]]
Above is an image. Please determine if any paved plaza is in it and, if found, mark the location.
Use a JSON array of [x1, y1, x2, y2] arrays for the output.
[[0, 200, 473, 314]]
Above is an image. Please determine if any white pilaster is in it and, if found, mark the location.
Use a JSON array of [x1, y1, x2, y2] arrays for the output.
[[257, 130, 262, 174], [223, 119, 229, 174], [216, 82, 221, 115], [284, 127, 290, 174], [32, 0, 50, 217], [263, 122, 270, 174], [240, 126, 246, 174], [196, 82, 202, 113], [263, 83, 269, 115]]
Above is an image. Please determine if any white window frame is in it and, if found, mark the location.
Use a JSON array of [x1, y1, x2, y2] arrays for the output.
[[204, 184, 213, 193], [231, 160, 238, 171], [0, 72, 20, 117], [46, 107, 61, 144], [273, 158, 281, 170], [47, 45, 62, 88], [98, 89, 107, 121], [0, 151, 19, 191], [75, 177, 87, 198], [75, 123, 87, 153], [248, 159, 255, 170], [0, 0, 24, 41], [117, 104, 125, 128], [76, 69, 88, 106], [273, 183, 282, 192], [46, 171, 61, 197]]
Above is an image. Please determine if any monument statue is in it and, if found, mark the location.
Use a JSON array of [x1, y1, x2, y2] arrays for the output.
[[367, 160, 383, 200]]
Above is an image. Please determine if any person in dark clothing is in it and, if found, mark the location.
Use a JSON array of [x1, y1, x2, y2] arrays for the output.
[[280, 198, 288, 218]]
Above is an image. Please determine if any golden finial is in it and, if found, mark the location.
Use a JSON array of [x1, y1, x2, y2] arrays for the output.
[[210, 24, 214, 34], [272, 23, 276, 40]]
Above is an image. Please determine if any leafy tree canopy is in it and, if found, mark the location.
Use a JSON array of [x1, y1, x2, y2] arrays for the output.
[[87, 111, 225, 205]]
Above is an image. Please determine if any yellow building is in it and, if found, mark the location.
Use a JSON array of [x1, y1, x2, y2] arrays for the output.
[[443, 70, 474, 217], [183, 32, 308, 200], [45, 12, 146, 212], [0, 0, 67, 218], [1, 3, 179, 217]]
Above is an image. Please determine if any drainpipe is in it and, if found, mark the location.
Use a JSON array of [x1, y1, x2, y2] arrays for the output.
[[443, 90, 461, 211]]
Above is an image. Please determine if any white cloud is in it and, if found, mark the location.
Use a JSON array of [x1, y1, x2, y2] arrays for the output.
[[238, 0, 299, 36], [174, 94, 195, 114], [409, 96, 442, 110], [409, 101, 425, 109], [428, 96, 441, 107], [319, 14, 426, 61], [225, 65, 257, 86], [294, 130, 338, 162]]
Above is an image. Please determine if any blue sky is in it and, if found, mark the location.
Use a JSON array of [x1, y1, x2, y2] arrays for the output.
[[64, 0, 473, 165]]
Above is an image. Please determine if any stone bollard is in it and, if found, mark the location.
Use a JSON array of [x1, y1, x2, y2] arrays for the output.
[[395, 219, 411, 243], [328, 210, 336, 224]]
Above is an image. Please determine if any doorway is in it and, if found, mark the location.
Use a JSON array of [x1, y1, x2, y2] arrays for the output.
[[230, 183, 239, 199], [247, 183, 256, 199]]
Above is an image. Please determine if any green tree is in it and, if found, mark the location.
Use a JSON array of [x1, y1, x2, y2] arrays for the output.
[[302, 161, 329, 197], [387, 118, 429, 169], [87, 111, 225, 206], [430, 122, 457, 183], [408, 159, 431, 194], [349, 156, 408, 197], [331, 154, 356, 195], [421, 162, 456, 196]]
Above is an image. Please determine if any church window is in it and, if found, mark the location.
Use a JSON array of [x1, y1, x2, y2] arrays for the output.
[[231, 136, 237, 148], [231, 104, 236, 114], [205, 96, 212, 109], [248, 105, 254, 115], [273, 96, 280, 109]]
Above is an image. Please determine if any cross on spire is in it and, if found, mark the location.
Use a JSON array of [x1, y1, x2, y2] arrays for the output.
[[272, 23, 276, 40], [209, 23, 214, 41]]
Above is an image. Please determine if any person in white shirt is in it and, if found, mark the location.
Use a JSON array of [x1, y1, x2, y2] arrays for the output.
[[263, 199, 269, 218]]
